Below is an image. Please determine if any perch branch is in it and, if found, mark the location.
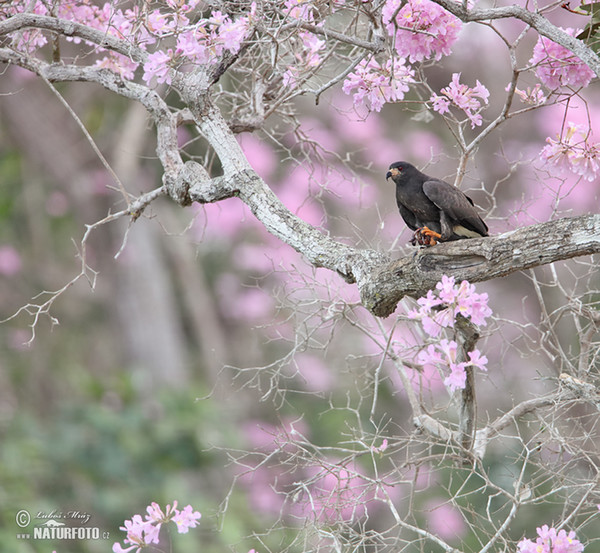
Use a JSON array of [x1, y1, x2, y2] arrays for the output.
[[362, 214, 600, 317]]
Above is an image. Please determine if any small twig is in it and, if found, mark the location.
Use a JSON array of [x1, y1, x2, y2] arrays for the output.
[[39, 73, 131, 208], [370, 318, 398, 421], [2, 185, 165, 342]]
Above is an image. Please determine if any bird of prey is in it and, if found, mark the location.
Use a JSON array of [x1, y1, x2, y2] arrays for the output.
[[386, 161, 489, 246]]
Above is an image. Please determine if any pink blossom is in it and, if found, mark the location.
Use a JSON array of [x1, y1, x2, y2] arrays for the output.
[[142, 49, 173, 86], [438, 338, 458, 361], [416, 339, 488, 392], [113, 514, 160, 553], [431, 73, 489, 128], [171, 505, 201, 533], [299, 31, 326, 67], [510, 84, 547, 105], [176, 30, 209, 63], [437, 340, 471, 392], [12, 29, 48, 54], [218, 17, 250, 54], [95, 54, 139, 80], [444, 363, 467, 392], [417, 343, 444, 366], [517, 525, 584, 553], [342, 57, 415, 112], [371, 439, 389, 453], [166, 0, 201, 11], [382, 0, 462, 62], [282, 67, 299, 89], [540, 122, 600, 182], [409, 276, 492, 336], [436, 274, 458, 303], [113, 502, 201, 553], [530, 28, 594, 89], [454, 279, 492, 325], [145, 501, 178, 523], [146, 9, 177, 37], [208, 11, 228, 27], [467, 349, 488, 371], [431, 95, 450, 115], [284, 0, 315, 21], [418, 289, 444, 310]]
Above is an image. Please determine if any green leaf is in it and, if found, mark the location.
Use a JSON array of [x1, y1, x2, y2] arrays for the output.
[[576, 20, 600, 41], [576, 1, 600, 14]]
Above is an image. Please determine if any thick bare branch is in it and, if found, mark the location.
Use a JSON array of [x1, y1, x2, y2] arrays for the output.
[[455, 317, 480, 454], [0, 13, 147, 62], [363, 215, 600, 316]]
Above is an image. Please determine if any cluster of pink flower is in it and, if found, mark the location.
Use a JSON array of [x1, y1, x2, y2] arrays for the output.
[[510, 84, 547, 106], [343, 0, 462, 111], [408, 275, 492, 338], [530, 28, 595, 90], [540, 122, 600, 182], [417, 338, 488, 391], [431, 73, 490, 128], [342, 58, 415, 112], [141, 5, 255, 86], [281, 31, 327, 88], [283, 0, 318, 21], [112, 501, 201, 553], [382, 0, 462, 63], [6, 0, 254, 85], [517, 525, 584, 553], [408, 276, 492, 392]]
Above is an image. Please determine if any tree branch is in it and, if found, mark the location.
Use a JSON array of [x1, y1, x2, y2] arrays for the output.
[[455, 316, 480, 455], [0, 13, 147, 62], [362, 214, 600, 317]]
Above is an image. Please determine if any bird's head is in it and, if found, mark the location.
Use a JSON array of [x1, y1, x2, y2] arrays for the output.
[[386, 161, 416, 182]]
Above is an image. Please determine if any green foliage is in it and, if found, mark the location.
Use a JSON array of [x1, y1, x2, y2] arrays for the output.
[[572, 2, 600, 53]]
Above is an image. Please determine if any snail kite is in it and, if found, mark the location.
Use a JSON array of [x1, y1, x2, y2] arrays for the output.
[[386, 161, 489, 246]]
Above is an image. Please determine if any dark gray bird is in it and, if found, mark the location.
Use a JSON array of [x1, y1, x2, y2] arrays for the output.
[[386, 161, 488, 246]]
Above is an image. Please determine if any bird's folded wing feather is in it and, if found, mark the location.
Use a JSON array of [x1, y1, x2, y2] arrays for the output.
[[422, 179, 488, 235]]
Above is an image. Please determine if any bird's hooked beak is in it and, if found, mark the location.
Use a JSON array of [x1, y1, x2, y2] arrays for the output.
[[386, 167, 401, 180]]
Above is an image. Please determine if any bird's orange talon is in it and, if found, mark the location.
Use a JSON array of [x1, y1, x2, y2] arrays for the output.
[[420, 226, 442, 239], [413, 226, 441, 246]]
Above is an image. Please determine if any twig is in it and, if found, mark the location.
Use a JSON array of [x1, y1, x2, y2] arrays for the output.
[[39, 73, 130, 208]]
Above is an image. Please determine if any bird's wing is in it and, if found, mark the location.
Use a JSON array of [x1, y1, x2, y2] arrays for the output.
[[422, 179, 488, 236], [398, 203, 419, 231]]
